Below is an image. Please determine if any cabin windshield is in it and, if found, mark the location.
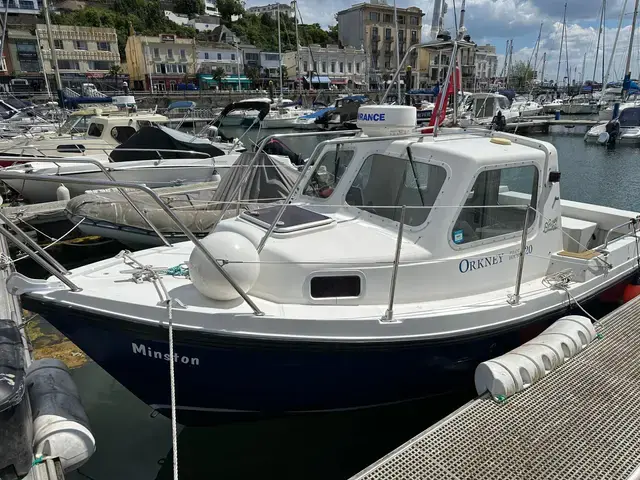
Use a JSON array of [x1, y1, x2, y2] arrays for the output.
[[303, 147, 355, 198], [59, 115, 91, 135], [619, 108, 640, 127], [473, 98, 496, 118], [345, 153, 447, 227]]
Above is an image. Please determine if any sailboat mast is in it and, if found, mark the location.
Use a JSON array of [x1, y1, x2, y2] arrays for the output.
[[602, 0, 606, 87], [581, 52, 586, 84], [532, 22, 542, 74], [564, 8, 570, 88], [605, 0, 627, 85], [394, 0, 400, 98], [277, 3, 283, 97], [42, 0, 63, 105], [556, 3, 567, 87], [625, 0, 639, 80], [541, 52, 546, 84], [592, 0, 604, 82], [293, 0, 301, 94]]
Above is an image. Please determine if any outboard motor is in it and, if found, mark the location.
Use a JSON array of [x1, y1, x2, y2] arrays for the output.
[[601, 118, 620, 147]]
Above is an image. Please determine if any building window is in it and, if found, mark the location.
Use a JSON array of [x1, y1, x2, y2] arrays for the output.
[[88, 60, 112, 70], [57, 59, 79, 70], [410, 16, 419, 25], [264, 53, 280, 61], [232, 66, 237, 74], [452, 165, 539, 246], [245, 52, 259, 62], [217, 53, 222, 60], [330, 61, 335, 73], [180, 49, 186, 58], [356, 63, 360, 73], [346, 154, 447, 227], [231, 53, 235, 61], [155, 64, 162, 74], [372, 26, 379, 38], [18, 0, 35, 8], [348, 62, 352, 73], [315, 61, 319, 72], [383, 13, 392, 22], [204, 52, 209, 59], [411, 30, 418, 41], [97, 42, 110, 52], [339, 62, 344, 73], [369, 11, 379, 21], [384, 60, 390, 69], [385, 28, 391, 40], [167, 48, 173, 59], [398, 16, 405, 24], [153, 48, 160, 58], [303, 61, 308, 71], [322, 61, 326, 72], [398, 30, 404, 41], [54, 39, 63, 50], [74, 40, 88, 50]]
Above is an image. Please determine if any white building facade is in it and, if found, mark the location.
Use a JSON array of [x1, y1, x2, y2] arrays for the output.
[[246, 2, 295, 19], [475, 44, 498, 88], [196, 43, 242, 75]]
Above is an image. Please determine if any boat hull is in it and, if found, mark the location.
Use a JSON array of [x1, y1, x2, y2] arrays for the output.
[[22, 278, 629, 426], [3, 165, 217, 204]]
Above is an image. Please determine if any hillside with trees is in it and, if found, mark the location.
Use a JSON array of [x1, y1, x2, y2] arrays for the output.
[[52, 0, 340, 61]]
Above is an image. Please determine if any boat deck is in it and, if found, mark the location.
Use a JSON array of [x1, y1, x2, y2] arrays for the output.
[[350, 295, 640, 480]]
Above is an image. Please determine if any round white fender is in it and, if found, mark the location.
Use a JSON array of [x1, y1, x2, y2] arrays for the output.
[[474, 315, 597, 398]]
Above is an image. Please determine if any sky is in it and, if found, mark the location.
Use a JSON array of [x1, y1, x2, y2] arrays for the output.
[[243, 0, 640, 82]]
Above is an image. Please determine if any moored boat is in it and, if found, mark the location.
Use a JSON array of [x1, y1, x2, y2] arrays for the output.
[[5, 105, 639, 426]]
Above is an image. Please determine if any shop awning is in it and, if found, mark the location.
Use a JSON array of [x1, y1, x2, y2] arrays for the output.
[[221, 76, 251, 84], [330, 78, 348, 85], [305, 75, 331, 84]]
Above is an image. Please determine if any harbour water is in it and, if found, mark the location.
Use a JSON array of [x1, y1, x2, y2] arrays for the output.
[[16, 125, 638, 479]]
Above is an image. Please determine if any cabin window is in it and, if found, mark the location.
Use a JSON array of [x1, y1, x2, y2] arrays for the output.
[[87, 123, 104, 137], [310, 276, 361, 298], [110, 126, 137, 143], [303, 149, 355, 198], [57, 144, 85, 153], [451, 165, 539, 246], [345, 154, 447, 227]]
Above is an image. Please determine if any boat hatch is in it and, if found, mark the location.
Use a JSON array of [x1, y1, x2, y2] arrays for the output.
[[241, 205, 334, 233]]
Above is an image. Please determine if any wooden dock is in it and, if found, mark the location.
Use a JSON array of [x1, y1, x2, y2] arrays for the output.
[[349, 296, 640, 480], [504, 117, 603, 133]]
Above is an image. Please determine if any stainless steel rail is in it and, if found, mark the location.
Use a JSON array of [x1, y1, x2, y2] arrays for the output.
[[382, 206, 406, 322], [0, 156, 172, 246], [0, 172, 264, 315]]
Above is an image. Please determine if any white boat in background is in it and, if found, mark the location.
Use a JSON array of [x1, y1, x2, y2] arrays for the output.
[[543, 96, 598, 115], [459, 92, 517, 126], [509, 99, 543, 116], [222, 98, 273, 126], [261, 99, 313, 129], [585, 106, 640, 146], [9, 104, 640, 425]]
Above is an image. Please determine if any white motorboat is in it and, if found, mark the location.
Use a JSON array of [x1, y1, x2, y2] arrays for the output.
[[222, 98, 273, 126], [585, 106, 640, 145], [292, 95, 369, 130], [261, 100, 313, 129], [9, 105, 640, 425], [509, 100, 543, 117], [459, 92, 518, 126], [543, 96, 598, 115]]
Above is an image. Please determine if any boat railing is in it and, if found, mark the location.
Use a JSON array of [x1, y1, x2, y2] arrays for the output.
[[599, 217, 640, 251], [6, 146, 213, 164], [0, 170, 265, 315], [0, 155, 172, 243]]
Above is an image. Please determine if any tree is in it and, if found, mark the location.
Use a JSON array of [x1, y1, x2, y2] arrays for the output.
[[173, 0, 204, 17], [217, 0, 244, 23], [212, 67, 226, 88], [328, 24, 339, 45], [108, 64, 122, 85], [244, 65, 260, 87], [510, 61, 536, 88]]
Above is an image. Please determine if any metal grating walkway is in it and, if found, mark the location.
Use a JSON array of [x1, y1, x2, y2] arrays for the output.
[[350, 297, 640, 480]]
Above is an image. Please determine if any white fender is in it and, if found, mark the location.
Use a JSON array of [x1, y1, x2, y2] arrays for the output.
[[474, 315, 597, 398]]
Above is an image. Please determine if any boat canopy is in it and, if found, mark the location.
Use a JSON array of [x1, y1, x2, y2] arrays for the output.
[[109, 125, 225, 162], [215, 100, 271, 125], [168, 101, 196, 111], [618, 107, 640, 127]]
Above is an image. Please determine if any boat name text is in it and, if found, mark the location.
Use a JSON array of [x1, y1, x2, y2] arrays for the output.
[[460, 246, 533, 273], [132, 343, 200, 366], [543, 217, 559, 233], [358, 112, 386, 122]]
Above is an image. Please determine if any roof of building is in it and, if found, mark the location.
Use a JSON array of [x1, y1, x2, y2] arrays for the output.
[[337, 2, 424, 15]]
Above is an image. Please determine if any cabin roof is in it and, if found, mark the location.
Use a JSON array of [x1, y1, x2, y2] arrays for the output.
[[406, 135, 548, 167]]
